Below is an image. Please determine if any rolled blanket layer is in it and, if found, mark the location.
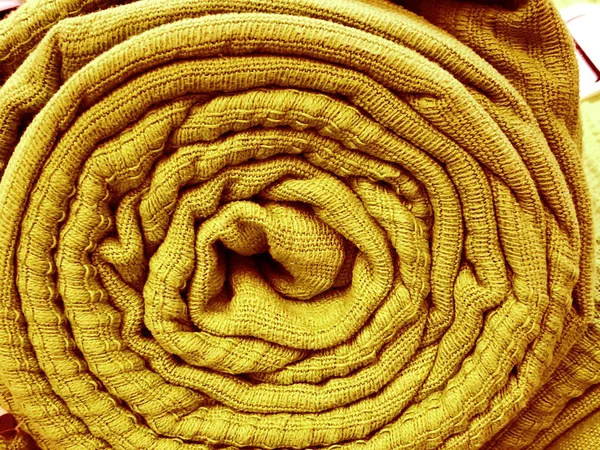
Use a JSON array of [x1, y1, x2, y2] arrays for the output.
[[1, 0, 599, 449]]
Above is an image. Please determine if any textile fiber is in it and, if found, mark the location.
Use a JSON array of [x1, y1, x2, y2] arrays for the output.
[[1, 0, 599, 448]]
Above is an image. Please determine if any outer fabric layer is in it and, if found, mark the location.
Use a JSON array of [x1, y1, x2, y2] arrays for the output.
[[528, 1, 600, 448], [0, 0, 599, 448]]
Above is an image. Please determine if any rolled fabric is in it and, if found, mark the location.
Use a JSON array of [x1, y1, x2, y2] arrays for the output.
[[0, 0, 599, 448]]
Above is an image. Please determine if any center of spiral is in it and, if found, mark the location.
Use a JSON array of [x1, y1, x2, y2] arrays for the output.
[[144, 156, 395, 358], [188, 200, 349, 312]]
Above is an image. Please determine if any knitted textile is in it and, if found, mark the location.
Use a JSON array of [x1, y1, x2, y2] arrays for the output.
[[1, 0, 599, 448]]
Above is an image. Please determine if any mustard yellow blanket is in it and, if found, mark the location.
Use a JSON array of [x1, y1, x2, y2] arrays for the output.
[[1, 0, 599, 448]]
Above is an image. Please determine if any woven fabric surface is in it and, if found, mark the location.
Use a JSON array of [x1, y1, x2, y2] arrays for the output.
[[1, 0, 599, 448]]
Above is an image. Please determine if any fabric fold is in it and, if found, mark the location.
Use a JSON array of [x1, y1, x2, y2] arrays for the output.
[[0, 0, 598, 448]]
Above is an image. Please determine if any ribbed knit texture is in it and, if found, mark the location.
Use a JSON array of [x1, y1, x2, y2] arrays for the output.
[[540, 67, 600, 450], [530, 2, 600, 449], [0, 0, 599, 448]]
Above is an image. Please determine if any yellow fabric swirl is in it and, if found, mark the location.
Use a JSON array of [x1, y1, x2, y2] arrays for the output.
[[0, 0, 599, 448]]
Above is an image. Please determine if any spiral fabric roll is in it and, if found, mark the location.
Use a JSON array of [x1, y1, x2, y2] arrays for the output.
[[1, 0, 600, 448]]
